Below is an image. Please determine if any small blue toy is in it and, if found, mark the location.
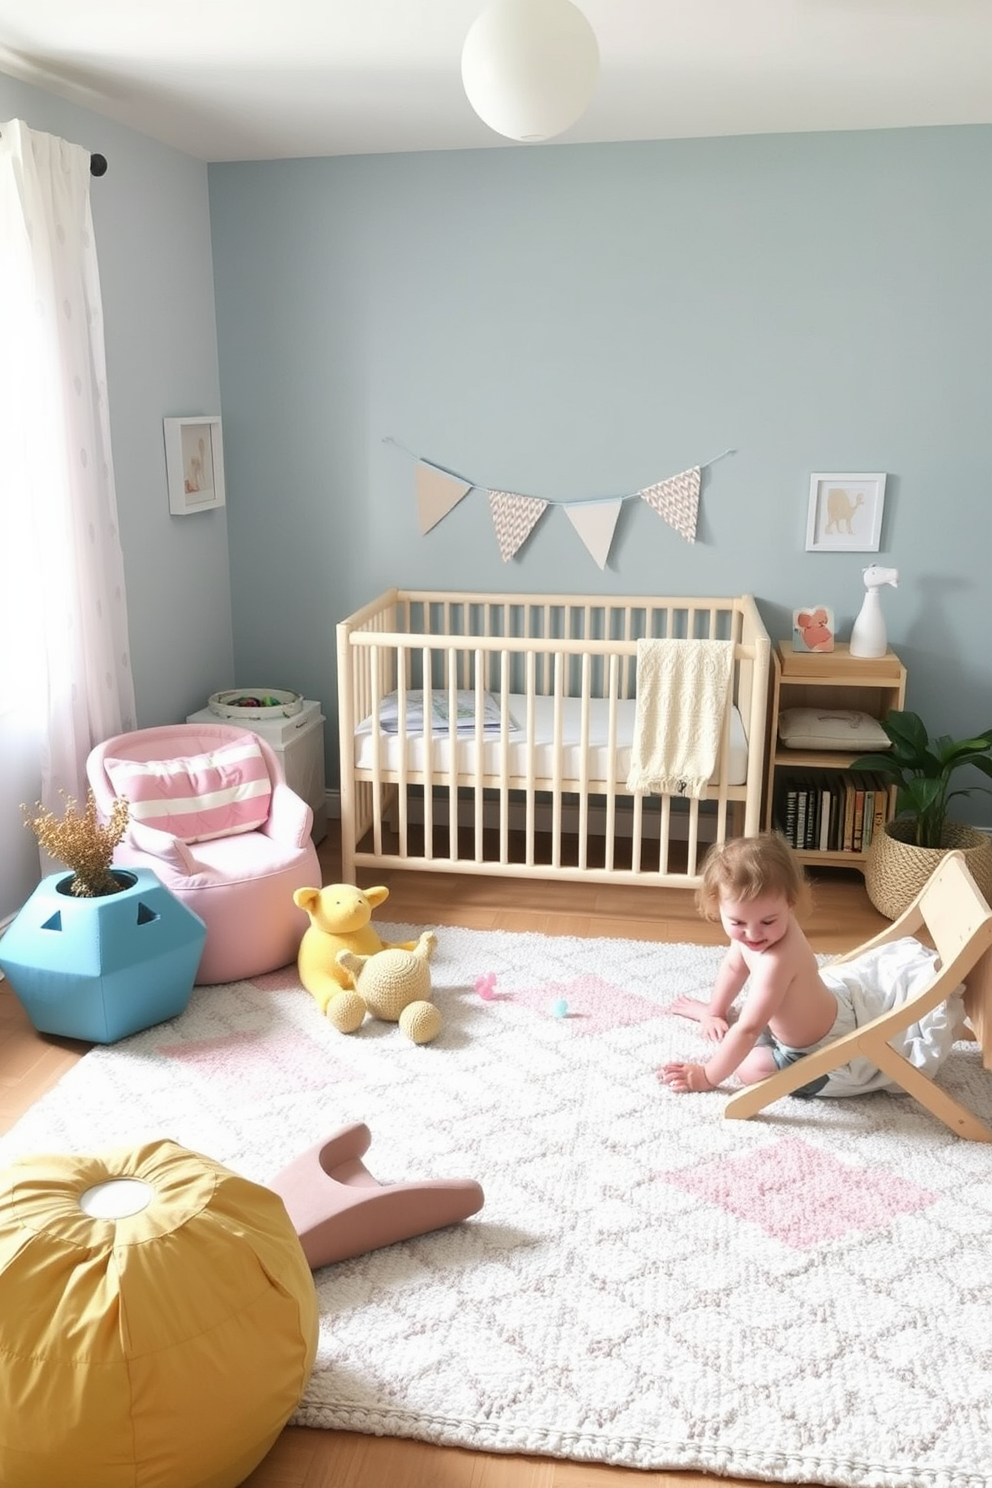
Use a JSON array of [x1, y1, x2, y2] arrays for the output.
[[552, 998, 569, 1018]]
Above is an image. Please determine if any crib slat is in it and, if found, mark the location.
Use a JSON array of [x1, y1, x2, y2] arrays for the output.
[[499, 650, 511, 866], [473, 647, 486, 863], [551, 652, 564, 871], [577, 651, 592, 872], [421, 645, 435, 863], [604, 653, 620, 873], [525, 649, 537, 868], [395, 644, 410, 861]]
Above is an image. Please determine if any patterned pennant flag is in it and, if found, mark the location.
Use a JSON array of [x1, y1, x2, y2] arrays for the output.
[[487, 491, 549, 562], [564, 499, 623, 571], [416, 461, 472, 534], [639, 466, 701, 543]]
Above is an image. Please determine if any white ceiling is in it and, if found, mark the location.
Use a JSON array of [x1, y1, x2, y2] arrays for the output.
[[1, 0, 991, 163]]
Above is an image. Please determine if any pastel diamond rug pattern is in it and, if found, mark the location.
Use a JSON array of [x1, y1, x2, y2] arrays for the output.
[[3, 924, 992, 1488]]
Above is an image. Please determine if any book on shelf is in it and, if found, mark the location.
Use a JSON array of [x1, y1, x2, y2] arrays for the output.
[[795, 782, 808, 851], [818, 780, 833, 853], [773, 777, 797, 845], [828, 769, 892, 854], [806, 774, 822, 850], [829, 771, 846, 851], [862, 782, 875, 850], [784, 779, 799, 846], [871, 772, 890, 842], [775, 770, 891, 853], [852, 781, 867, 853], [842, 776, 857, 852]]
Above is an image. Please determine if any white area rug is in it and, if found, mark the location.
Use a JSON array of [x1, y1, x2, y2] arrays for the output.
[[3, 924, 992, 1488]]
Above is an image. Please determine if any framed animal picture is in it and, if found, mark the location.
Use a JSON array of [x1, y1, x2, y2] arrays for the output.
[[805, 473, 885, 552]]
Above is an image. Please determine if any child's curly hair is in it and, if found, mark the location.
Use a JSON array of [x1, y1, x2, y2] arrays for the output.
[[695, 832, 811, 922]]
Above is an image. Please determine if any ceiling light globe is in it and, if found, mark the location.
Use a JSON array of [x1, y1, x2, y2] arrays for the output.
[[461, 0, 600, 143]]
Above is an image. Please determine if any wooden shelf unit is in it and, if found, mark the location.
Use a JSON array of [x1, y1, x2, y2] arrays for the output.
[[765, 641, 906, 870]]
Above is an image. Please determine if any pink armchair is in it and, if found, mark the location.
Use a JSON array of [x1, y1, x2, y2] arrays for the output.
[[87, 722, 321, 985]]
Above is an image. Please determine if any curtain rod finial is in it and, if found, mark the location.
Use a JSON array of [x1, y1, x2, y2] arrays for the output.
[[90, 153, 108, 177]]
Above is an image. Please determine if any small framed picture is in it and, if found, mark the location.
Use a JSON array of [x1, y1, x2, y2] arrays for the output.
[[805, 472, 885, 553], [164, 416, 225, 515], [793, 606, 835, 652]]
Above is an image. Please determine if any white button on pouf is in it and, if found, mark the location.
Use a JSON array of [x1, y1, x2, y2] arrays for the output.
[[0, 1139, 318, 1488]]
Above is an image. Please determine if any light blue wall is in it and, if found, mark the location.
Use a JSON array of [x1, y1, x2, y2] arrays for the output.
[[208, 128, 992, 808], [0, 73, 233, 918], [2, 80, 990, 923]]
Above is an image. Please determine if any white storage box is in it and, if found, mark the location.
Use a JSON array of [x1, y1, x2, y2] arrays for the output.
[[186, 698, 327, 843]]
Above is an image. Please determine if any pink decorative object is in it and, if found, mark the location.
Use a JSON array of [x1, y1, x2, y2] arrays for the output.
[[268, 1123, 484, 1269], [104, 737, 272, 842], [792, 606, 835, 653], [475, 972, 497, 1000]]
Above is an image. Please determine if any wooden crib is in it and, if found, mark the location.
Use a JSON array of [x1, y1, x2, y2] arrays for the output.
[[337, 589, 771, 889]]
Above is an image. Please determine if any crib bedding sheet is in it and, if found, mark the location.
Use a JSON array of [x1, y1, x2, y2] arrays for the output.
[[354, 691, 749, 787]]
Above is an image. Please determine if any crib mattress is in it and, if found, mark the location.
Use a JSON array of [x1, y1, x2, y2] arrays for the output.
[[354, 693, 749, 787]]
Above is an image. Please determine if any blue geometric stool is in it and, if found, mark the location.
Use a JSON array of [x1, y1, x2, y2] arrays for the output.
[[0, 869, 206, 1043]]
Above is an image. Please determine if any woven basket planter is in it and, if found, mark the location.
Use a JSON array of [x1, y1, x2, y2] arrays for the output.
[[863, 819, 992, 920]]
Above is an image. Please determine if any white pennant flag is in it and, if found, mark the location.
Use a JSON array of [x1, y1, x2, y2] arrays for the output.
[[488, 491, 548, 562], [416, 461, 471, 534], [564, 499, 623, 571], [639, 466, 701, 543]]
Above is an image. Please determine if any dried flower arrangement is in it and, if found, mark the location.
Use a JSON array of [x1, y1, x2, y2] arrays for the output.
[[22, 790, 130, 898]]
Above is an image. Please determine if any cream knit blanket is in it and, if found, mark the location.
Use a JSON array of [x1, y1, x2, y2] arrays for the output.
[[625, 638, 734, 797]]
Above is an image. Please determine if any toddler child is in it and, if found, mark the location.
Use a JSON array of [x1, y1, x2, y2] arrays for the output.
[[659, 833, 854, 1095]]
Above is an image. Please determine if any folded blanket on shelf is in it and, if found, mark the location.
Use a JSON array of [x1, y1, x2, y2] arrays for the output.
[[626, 638, 734, 797]]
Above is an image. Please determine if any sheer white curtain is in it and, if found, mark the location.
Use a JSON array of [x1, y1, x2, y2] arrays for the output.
[[0, 118, 136, 807]]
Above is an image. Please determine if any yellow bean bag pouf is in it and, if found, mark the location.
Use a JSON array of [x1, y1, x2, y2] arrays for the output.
[[0, 1139, 319, 1488]]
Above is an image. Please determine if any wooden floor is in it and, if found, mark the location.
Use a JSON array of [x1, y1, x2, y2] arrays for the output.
[[0, 824, 887, 1488]]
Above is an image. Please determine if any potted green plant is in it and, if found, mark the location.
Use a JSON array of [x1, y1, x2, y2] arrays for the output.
[[0, 790, 207, 1042], [850, 710, 992, 917]]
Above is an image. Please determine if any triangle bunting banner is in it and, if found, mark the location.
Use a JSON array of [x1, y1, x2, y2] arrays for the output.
[[564, 499, 623, 571], [638, 466, 701, 543], [391, 435, 731, 564], [416, 461, 472, 534], [487, 491, 549, 563]]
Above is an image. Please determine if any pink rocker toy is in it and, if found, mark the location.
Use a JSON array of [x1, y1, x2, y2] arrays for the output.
[[268, 1123, 484, 1269]]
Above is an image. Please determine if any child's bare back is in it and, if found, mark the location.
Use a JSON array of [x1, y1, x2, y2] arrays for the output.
[[737, 917, 837, 1050]]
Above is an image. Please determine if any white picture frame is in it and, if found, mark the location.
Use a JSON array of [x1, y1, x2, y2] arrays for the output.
[[164, 416, 226, 515], [805, 472, 885, 553]]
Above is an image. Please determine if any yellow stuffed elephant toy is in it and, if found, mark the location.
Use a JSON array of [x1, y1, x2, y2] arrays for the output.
[[293, 883, 433, 1016]]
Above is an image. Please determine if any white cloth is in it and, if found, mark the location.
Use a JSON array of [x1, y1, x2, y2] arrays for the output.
[[816, 936, 967, 1096], [0, 119, 136, 807], [625, 638, 734, 797]]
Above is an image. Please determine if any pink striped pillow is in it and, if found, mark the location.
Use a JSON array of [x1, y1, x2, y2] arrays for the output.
[[104, 738, 272, 843]]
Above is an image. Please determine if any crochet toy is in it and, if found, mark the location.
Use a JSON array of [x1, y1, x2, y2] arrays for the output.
[[333, 940, 440, 1043], [293, 882, 434, 1015]]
